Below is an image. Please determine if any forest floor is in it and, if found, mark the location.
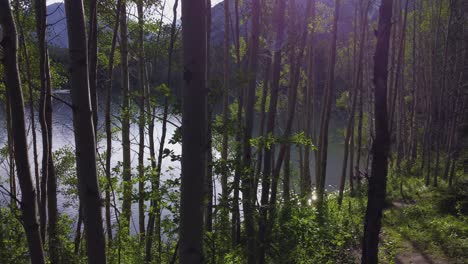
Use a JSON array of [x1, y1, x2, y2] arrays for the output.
[[377, 176, 468, 264], [383, 202, 452, 264]]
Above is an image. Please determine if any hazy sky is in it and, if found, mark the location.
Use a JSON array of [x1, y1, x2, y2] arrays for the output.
[[46, 0, 223, 22]]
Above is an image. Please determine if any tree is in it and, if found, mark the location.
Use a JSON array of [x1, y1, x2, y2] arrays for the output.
[[316, 0, 342, 206], [104, 0, 123, 244], [137, 0, 146, 242], [241, 0, 261, 262], [0, 1, 46, 263], [231, 0, 243, 247], [361, 0, 393, 262], [119, 0, 132, 228], [88, 0, 98, 134], [257, 0, 286, 260], [179, 0, 207, 262], [145, 1, 179, 262], [338, 0, 370, 205], [220, 0, 230, 232], [64, 0, 107, 262], [303, 0, 317, 196]]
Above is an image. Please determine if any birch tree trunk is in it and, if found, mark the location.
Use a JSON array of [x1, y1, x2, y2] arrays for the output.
[[119, 0, 132, 229], [64, 0, 107, 262], [0, 2, 46, 262]]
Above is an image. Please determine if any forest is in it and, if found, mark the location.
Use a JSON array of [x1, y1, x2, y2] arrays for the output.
[[0, 0, 467, 263]]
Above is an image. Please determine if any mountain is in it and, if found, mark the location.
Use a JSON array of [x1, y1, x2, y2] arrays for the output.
[[45, 0, 363, 49], [46, 2, 68, 48]]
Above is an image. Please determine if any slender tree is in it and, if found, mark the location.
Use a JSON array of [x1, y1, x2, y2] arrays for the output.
[[119, 0, 132, 229], [104, 0, 123, 244], [231, 0, 242, 247], [241, 0, 261, 262], [316, 0, 342, 205], [179, 0, 207, 262], [146, 0, 179, 261], [257, 0, 286, 260], [64, 0, 107, 262], [220, 0, 231, 229], [34, 0, 49, 243], [34, 0, 59, 260], [361, 0, 393, 262], [88, 0, 98, 134], [0, 2, 46, 262], [137, 0, 146, 242], [338, 0, 370, 205]]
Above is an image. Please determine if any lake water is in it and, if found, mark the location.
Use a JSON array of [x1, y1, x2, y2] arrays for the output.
[[0, 96, 351, 235]]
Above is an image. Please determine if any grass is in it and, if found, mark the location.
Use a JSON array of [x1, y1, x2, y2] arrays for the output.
[[380, 170, 468, 263]]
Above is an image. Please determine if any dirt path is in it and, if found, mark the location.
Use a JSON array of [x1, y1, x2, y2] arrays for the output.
[[390, 202, 452, 264], [395, 240, 449, 264]]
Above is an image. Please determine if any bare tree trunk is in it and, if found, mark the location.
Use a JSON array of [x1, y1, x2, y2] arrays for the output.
[[88, 0, 98, 135], [255, 58, 270, 191], [74, 205, 83, 255], [34, 0, 59, 260], [304, 0, 317, 197], [409, 1, 418, 163], [283, 146, 291, 203], [5, 84, 17, 208], [316, 0, 341, 206], [64, 0, 107, 262], [180, 0, 207, 262], [338, 0, 369, 205], [105, 0, 123, 244], [119, 0, 132, 229], [144, 2, 167, 262], [241, 0, 261, 262], [361, 0, 393, 262], [220, 0, 231, 232], [16, 9, 41, 209], [0, 1, 46, 262], [136, 0, 146, 242], [206, 0, 214, 238], [146, 1, 179, 261], [34, 0, 49, 244], [258, 0, 286, 260], [231, 0, 242, 247]]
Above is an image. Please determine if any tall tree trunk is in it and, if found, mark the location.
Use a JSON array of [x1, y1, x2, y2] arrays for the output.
[[356, 78, 364, 188], [409, 1, 418, 163], [16, 9, 41, 210], [258, 0, 286, 260], [361, 0, 393, 262], [34, 0, 49, 244], [304, 0, 317, 197], [338, 0, 369, 205], [146, 0, 179, 261], [64, 0, 107, 262], [5, 66, 17, 209], [35, 0, 59, 260], [0, 1, 46, 262], [269, 0, 310, 224], [231, 0, 242, 247], [119, 0, 132, 229], [88, 0, 98, 136], [180, 0, 207, 262], [105, 0, 123, 244], [220, 0, 231, 228], [137, 0, 146, 242], [144, 2, 167, 262], [283, 146, 291, 203], [241, 0, 261, 261], [206, 0, 214, 237], [316, 0, 341, 206]]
